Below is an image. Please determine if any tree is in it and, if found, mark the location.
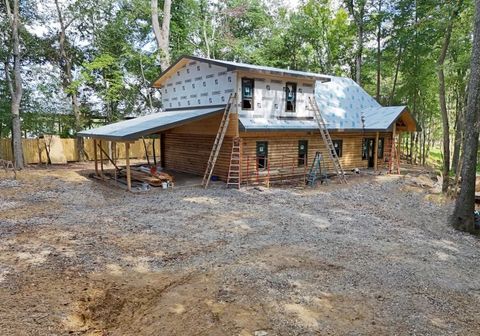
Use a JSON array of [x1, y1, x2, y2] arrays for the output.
[[344, 0, 368, 84], [151, 0, 172, 70], [452, 0, 480, 233], [437, 0, 464, 192], [4, 0, 24, 168], [53, 0, 86, 161]]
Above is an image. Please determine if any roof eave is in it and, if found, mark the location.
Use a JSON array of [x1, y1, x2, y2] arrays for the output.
[[386, 107, 421, 132], [78, 108, 225, 141]]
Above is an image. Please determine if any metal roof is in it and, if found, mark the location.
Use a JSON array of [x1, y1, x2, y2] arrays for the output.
[[152, 55, 331, 87], [78, 107, 224, 141], [315, 76, 408, 130], [79, 73, 414, 140], [196, 57, 331, 82], [238, 107, 407, 132], [239, 77, 409, 132]]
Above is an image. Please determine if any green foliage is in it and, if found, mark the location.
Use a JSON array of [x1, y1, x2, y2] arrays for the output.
[[0, 0, 475, 163]]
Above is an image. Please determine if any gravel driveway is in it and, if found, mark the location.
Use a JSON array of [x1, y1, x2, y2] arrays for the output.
[[0, 166, 479, 335]]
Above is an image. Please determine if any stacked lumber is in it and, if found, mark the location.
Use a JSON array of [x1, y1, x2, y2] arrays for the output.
[[121, 167, 174, 187]]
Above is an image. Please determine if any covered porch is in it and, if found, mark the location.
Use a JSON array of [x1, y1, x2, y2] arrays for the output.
[[77, 107, 226, 191]]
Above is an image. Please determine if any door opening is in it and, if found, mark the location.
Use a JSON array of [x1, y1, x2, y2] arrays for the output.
[[362, 138, 376, 168]]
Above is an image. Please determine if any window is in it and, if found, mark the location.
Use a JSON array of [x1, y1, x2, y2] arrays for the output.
[[298, 140, 308, 166], [362, 139, 368, 160], [362, 138, 375, 160], [332, 140, 343, 157], [256, 141, 268, 170], [378, 138, 384, 158], [285, 82, 297, 112], [242, 78, 254, 110], [362, 138, 384, 160]]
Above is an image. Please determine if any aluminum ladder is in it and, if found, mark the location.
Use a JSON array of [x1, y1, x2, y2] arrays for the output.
[[226, 137, 242, 189], [202, 93, 236, 188], [306, 152, 328, 186], [308, 97, 347, 183]]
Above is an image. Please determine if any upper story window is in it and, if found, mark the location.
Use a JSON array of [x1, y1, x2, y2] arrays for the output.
[[242, 78, 254, 110], [285, 82, 297, 112]]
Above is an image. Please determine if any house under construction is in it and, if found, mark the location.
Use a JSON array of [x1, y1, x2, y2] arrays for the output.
[[78, 55, 418, 191]]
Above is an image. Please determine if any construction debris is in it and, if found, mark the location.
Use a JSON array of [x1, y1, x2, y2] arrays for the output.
[[0, 159, 16, 179], [122, 166, 174, 188]]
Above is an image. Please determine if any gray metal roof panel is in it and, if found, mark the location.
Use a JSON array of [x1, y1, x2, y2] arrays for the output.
[[314, 76, 407, 130], [239, 106, 407, 132], [78, 107, 224, 140], [196, 57, 331, 82], [152, 55, 332, 86]]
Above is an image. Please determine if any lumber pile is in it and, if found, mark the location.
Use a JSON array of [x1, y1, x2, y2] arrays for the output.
[[121, 166, 174, 187]]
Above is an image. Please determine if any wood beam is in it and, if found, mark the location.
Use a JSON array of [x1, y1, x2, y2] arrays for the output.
[[397, 130, 402, 160], [374, 131, 379, 171], [93, 139, 99, 176], [397, 130, 402, 174], [125, 142, 131, 192], [98, 144, 121, 171], [99, 140, 104, 179], [160, 132, 166, 169]]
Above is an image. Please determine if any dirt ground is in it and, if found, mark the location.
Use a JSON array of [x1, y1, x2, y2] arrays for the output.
[[0, 163, 479, 336]]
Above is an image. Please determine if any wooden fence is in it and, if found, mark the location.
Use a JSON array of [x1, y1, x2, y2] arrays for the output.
[[0, 138, 160, 164]]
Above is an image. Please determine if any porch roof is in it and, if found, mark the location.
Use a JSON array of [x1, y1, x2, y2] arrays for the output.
[[77, 106, 224, 141]]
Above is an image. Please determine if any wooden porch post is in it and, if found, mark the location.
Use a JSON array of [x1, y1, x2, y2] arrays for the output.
[[113, 141, 117, 182], [99, 140, 104, 179], [160, 132, 166, 169], [125, 142, 131, 192], [397, 131, 402, 161], [374, 132, 379, 171], [93, 139, 99, 176]]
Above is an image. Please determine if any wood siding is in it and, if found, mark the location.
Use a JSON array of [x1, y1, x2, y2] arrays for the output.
[[163, 133, 233, 179], [162, 121, 394, 183], [168, 112, 237, 137], [239, 131, 393, 183]]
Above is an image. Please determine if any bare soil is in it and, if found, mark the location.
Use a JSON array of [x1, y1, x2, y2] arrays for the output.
[[0, 164, 479, 336]]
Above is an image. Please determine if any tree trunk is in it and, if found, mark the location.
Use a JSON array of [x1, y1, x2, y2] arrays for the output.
[[345, 0, 366, 85], [72, 94, 85, 161], [451, 108, 463, 175], [356, 26, 363, 85], [376, 0, 382, 102], [452, 0, 480, 233], [437, 0, 462, 192], [438, 66, 450, 192], [54, 0, 85, 161], [5, 0, 24, 169], [151, 0, 172, 71], [389, 47, 402, 105]]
